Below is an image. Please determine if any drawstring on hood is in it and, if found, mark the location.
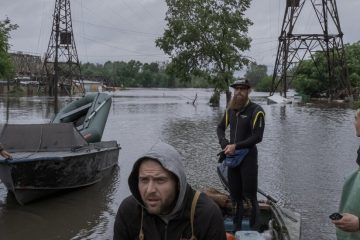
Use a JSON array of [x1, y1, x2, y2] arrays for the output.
[[128, 142, 187, 223]]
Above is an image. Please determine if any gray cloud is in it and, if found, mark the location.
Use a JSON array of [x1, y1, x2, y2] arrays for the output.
[[2, 0, 359, 72]]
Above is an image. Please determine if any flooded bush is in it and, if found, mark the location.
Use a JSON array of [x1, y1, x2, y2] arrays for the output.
[[209, 90, 220, 107]]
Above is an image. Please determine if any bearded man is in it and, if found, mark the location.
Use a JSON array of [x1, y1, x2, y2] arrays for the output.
[[216, 78, 265, 231]]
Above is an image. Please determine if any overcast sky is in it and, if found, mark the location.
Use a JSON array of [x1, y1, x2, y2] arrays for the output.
[[2, 0, 360, 72]]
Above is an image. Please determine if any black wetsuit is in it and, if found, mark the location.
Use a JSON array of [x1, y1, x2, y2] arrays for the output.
[[216, 100, 265, 230]]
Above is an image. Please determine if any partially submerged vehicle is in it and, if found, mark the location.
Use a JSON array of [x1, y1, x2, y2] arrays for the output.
[[0, 93, 120, 204]]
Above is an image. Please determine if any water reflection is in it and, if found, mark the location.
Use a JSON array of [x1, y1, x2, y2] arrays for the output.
[[280, 105, 286, 120], [0, 167, 119, 240]]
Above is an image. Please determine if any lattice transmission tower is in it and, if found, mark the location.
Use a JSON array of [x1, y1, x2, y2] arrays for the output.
[[270, 0, 351, 99], [41, 0, 84, 96]]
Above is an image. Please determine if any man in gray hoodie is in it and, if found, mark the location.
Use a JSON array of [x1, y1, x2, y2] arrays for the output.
[[113, 142, 226, 240]]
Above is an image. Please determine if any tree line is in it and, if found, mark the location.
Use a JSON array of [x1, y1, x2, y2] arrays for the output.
[[80, 61, 212, 88], [82, 39, 360, 100]]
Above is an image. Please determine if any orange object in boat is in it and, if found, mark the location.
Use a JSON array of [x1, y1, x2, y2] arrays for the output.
[[226, 232, 235, 240]]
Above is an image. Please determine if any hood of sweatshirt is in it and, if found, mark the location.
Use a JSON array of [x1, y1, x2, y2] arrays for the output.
[[128, 142, 187, 223]]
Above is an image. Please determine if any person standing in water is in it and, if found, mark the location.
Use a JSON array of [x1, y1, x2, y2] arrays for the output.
[[217, 78, 265, 231]]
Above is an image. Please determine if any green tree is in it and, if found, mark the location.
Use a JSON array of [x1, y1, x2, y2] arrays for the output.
[[156, 0, 253, 106], [0, 17, 18, 79], [255, 76, 272, 92], [102, 61, 115, 85], [143, 62, 159, 73], [292, 74, 322, 97], [292, 52, 334, 97], [285, 42, 360, 98], [345, 42, 360, 88], [80, 59, 222, 89], [245, 62, 267, 88], [137, 70, 153, 87], [126, 60, 142, 87]]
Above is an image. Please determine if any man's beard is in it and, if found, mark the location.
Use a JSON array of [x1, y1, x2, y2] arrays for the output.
[[228, 95, 247, 110]]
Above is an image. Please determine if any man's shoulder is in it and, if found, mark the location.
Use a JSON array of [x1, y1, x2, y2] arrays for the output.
[[249, 102, 264, 113], [249, 101, 263, 109], [119, 196, 140, 211], [116, 195, 143, 224], [197, 192, 222, 214], [194, 192, 226, 238]]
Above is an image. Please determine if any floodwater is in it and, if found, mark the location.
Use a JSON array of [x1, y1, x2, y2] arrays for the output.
[[0, 88, 358, 240]]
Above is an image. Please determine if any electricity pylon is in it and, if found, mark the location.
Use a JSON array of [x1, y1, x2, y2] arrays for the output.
[[41, 0, 84, 96], [270, 0, 351, 99]]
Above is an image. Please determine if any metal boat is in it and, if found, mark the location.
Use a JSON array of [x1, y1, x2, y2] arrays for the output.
[[205, 188, 301, 240], [208, 163, 301, 240], [0, 93, 120, 204]]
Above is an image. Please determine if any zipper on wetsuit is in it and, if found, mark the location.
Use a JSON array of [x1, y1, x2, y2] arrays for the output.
[[233, 112, 239, 144]]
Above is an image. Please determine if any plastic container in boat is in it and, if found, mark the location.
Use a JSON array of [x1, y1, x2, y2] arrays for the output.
[[224, 217, 251, 232], [235, 231, 265, 240]]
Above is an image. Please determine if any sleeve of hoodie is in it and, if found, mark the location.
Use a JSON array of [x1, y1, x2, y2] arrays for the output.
[[236, 106, 265, 149], [195, 193, 227, 240], [113, 196, 140, 240]]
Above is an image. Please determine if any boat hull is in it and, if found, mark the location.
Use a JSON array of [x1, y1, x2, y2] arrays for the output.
[[0, 141, 120, 204], [205, 188, 301, 240]]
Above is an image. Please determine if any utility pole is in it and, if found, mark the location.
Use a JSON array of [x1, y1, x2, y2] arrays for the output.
[[270, 0, 351, 100], [41, 0, 84, 99]]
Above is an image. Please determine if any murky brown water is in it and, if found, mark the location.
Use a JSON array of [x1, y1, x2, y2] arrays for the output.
[[0, 88, 358, 239]]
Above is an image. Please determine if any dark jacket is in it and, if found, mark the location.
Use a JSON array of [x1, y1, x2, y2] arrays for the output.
[[216, 100, 265, 150], [114, 185, 225, 240], [113, 142, 226, 240]]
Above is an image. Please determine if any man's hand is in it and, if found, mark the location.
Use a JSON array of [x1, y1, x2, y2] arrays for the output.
[[0, 150, 12, 160], [224, 144, 236, 155], [332, 213, 360, 232]]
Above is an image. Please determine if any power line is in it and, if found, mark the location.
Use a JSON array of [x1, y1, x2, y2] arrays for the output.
[[78, 33, 164, 56], [72, 19, 161, 37], [80, 0, 89, 63], [71, 0, 139, 31]]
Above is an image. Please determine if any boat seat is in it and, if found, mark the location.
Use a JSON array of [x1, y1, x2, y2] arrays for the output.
[[241, 201, 270, 218], [204, 188, 271, 217], [59, 102, 92, 122], [74, 115, 86, 128]]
